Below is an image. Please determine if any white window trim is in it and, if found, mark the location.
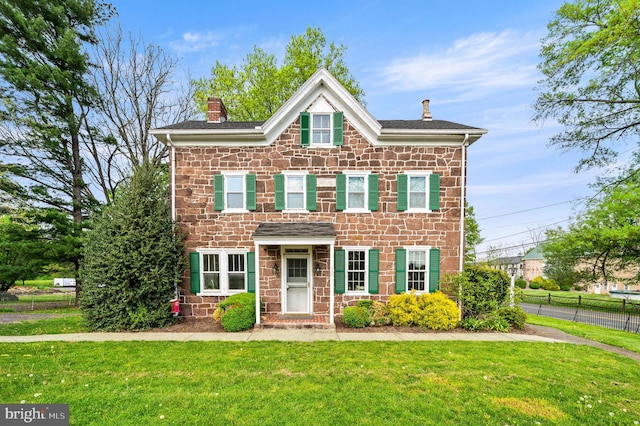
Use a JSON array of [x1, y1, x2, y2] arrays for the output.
[[404, 171, 433, 213], [197, 249, 248, 296], [405, 246, 432, 294], [222, 171, 249, 213], [282, 171, 308, 213], [343, 246, 370, 295], [343, 171, 370, 213], [310, 112, 333, 147]]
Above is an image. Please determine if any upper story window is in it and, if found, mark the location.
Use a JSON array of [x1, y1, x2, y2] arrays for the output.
[[336, 172, 378, 212], [300, 111, 343, 147], [190, 250, 256, 295], [312, 114, 331, 144], [274, 172, 317, 212], [213, 172, 256, 212], [397, 172, 440, 212]]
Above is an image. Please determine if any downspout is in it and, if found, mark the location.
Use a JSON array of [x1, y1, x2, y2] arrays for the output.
[[167, 134, 178, 302], [459, 134, 469, 272], [166, 134, 176, 221]]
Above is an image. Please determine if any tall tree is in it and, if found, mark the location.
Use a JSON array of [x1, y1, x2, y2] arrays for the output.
[[88, 25, 195, 202], [534, 0, 640, 170], [192, 27, 365, 121], [0, 0, 112, 222], [543, 173, 640, 288], [464, 202, 483, 266]]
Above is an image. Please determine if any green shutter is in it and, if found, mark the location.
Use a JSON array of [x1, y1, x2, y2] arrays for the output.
[[429, 174, 441, 210], [274, 174, 285, 211], [247, 252, 256, 293], [245, 174, 256, 210], [429, 248, 440, 292], [397, 174, 408, 211], [336, 173, 346, 211], [189, 252, 200, 294], [214, 174, 225, 211], [368, 174, 379, 211], [333, 111, 343, 146], [306, 174, 317, 211], [368, 249, 380, 294], [300, 112, 310, 146], [335, 249, 345, 294], [395, 249, 406, 293]]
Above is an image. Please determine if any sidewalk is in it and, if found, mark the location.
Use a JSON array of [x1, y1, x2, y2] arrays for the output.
[[0, 328, 564, 343]]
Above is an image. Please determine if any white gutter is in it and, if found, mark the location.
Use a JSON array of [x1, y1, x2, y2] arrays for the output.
[[459, 133, 469, 272], [167, 134, 176, 221]]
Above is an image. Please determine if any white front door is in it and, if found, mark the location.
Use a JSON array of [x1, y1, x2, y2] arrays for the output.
[[284, 255, 311, 314]]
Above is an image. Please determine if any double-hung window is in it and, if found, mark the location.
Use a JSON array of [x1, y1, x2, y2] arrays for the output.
[[336, 172, 378, 212], [397, 172, 440, 212], [334, 248, 379, 294], [395, 247, 440, 294], [312, 114, 331, 145], [213, 172, 256, 212], [274, 172, 317, 212], [190, 250, 254, 295], [300, 110, 343, 147]]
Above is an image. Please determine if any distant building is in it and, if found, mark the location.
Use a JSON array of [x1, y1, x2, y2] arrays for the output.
[[522, 245, 545, 282]]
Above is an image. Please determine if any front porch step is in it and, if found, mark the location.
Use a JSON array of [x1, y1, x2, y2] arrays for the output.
[[257, 314, 335, 330]]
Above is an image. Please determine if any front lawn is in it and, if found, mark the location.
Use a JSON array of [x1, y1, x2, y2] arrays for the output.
[[0, 341, 638, 425], [0, 315, 85, 335]]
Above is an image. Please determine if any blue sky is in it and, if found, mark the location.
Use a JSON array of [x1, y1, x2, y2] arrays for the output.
[[110, 0, 612, 257]]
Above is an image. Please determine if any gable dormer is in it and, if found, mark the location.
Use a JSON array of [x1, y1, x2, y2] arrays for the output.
[[300, 96, 343, 147]]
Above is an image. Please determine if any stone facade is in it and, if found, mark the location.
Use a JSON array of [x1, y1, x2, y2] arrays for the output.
[[174, 116, 465, 319]]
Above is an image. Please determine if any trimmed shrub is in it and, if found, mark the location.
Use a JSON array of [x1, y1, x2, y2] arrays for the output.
[[560, 284, 571, 291], [497, 306, 527, 330], [215, 292, 256, 332], [389, 292, 420, 326], [416, 292, 459, 330], [343, 306, 370, 328], [529, 281, 540, 289], [441, 266, 510, 318], [541, 279, 560, 291], [356, 300, 390, 326], [460, 317, 484, 331], [514, 278, 527, 289]]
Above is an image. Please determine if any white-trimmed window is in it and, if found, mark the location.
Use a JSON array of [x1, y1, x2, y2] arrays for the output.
[[199, 250, 247, 294], [336, 172, 378, 212], [347, 248, 368, 293], [395, 247, 440, 294], [274, 172, 317, 212], [397, 172, 440, 212], [213, 172, 256, 212], [312, 113, 331, 145], [335, 247, 380, 294]]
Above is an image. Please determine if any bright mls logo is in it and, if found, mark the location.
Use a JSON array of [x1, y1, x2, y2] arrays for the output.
[[1, 404, 68, 425]]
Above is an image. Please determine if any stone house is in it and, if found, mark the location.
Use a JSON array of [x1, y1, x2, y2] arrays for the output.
[[150, 69, 487, 327]]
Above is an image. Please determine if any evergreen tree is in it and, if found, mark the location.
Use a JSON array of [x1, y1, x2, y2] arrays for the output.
[[80, 164, 184, 331]]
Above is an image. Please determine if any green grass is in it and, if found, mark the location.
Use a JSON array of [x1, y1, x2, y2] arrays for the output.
[[17, 280, 55, 288], [0, 341, 638, 425], [0, 315, 85, 336], [526, 314, 640, 354], [523, 289, 616, 301]]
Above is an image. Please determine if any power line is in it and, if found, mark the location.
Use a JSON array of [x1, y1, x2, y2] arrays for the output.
[[477, 199, 587, 221], [480, 219, 570, 244]]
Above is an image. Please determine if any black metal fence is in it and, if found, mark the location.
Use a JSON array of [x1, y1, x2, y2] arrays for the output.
[[522, 293, 640, 333]]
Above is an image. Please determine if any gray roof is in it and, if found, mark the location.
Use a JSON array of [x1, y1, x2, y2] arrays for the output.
[[156, 119, 481, 131], [253, 222, 336, 238]]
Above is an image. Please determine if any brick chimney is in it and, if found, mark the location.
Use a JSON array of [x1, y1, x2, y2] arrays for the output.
[[207, 97, 228, 123], [421, 99, 432, 121]]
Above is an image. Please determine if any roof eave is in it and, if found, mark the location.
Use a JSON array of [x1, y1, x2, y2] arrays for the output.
[[377, 128, 487, 145], [149, 128, 267, 145]]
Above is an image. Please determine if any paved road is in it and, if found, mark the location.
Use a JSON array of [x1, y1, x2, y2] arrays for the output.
[[522, 303, 640, 333]]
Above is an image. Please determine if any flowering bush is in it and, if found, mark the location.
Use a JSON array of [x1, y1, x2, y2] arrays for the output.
[[389, 291, 459, 330]]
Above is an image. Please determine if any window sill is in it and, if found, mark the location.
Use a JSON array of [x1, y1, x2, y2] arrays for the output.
[[345, 291, 370, 296], [282, 209, 310, 214], [221, 209, 249, 214], [197, 291, 247, 297], [343, 209, 371, 214]]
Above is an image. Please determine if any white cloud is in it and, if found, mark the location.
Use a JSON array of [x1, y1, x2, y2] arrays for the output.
[[380, 30, 541, 95], [170, 31, 221, 53]]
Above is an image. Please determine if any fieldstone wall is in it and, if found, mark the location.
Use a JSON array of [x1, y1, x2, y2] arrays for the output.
[[174, 115, 466, 318]]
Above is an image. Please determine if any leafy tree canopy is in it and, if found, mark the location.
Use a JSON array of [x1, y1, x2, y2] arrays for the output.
[[543, 171, 640, 287], [192, 27, 365, 121], [534, 0, 640, 170]]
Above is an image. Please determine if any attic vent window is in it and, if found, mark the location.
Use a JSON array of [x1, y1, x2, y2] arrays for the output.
[[312, 114, 331, 144]]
